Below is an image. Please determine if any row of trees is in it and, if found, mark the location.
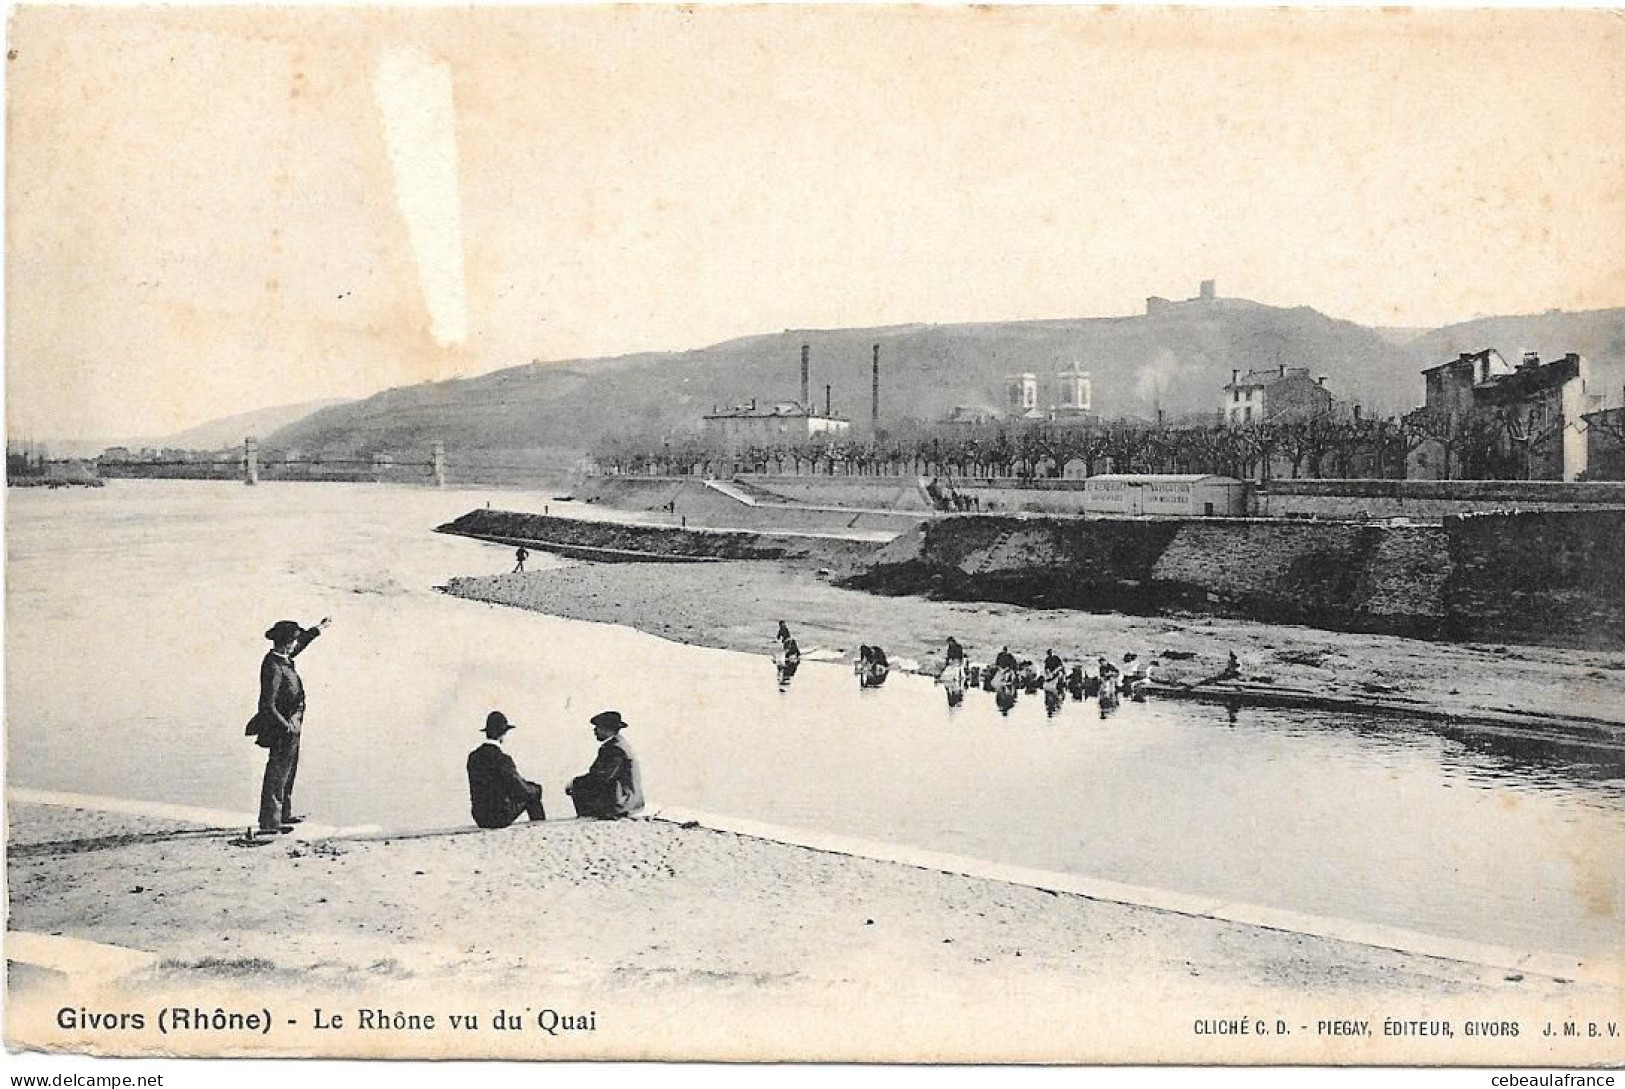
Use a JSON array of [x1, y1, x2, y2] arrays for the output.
[[593, 416, 1418, 481], [594, 405, 1623, 482]]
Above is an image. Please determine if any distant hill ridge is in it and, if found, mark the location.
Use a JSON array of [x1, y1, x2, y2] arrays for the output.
[[156, 397, 353, 452], [265, 298, 1625, 464]]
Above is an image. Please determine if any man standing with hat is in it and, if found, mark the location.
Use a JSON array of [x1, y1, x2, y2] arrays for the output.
[[245, 616, 330, 835], [467, 711, 546, 829], [566, 711, 644, 819]]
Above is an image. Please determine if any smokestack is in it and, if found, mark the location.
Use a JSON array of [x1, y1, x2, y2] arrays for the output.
[[1231, 369, 1239, 385], [800, 344, 810, 409], [825, 384, 832, 418], [1278, 363, 1287, 377], [871, 343, 880, 433]]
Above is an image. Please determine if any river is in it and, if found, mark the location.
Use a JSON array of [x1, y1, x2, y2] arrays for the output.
[[6, 480, 1623, 959]]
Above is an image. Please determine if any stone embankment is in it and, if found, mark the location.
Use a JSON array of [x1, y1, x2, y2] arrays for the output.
[[440, 505, 1625, 651], [435, 508, 880, 568], [1255, 478, 1625, 519], [575, 475, 924, 533], [844, 510, 1625, 650]]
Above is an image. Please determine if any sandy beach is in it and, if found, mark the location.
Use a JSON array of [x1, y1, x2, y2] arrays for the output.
[[9, 801, 1620, 1063], [442, 559, 1625, 731]]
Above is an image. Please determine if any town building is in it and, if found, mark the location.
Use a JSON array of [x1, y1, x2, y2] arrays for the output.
[[1411, 349, 1600, 481], [702, 400, 850, 453], [941, 404, 1002, 427], [1082, 473, 1248, 517], [1421, 348, 1513, 414], [999, 365, 1094, 424], [1582, 406, 1625, 481], [1222, 364, 1333, 426], [1048, 362, 1093, 421], [1003, 373, 1044, 420]]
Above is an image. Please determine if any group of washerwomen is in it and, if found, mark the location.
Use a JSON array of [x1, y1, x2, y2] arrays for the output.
[[243, 617, 643, 839], [947, 643, 1242, 711], [773, 622, 1183, 704], [775, 622, 893, 689], [938, 636, 1168, 707]]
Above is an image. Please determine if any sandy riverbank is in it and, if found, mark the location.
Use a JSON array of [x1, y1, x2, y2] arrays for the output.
[[442, 560, 1625, 731], [9, 801, 1620, 1063]]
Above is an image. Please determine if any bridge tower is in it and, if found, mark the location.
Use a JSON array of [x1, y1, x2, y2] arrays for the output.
[[244, 437, 259, 486]]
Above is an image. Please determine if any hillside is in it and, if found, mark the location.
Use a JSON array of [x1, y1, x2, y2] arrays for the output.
[[266, 300, 1625, 463], [150, 397, 353, 452]]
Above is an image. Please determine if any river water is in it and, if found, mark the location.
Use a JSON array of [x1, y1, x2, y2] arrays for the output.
[[7, 481, 1623, 958]]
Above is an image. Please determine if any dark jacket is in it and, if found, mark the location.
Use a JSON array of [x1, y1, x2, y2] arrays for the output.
[[467, 742, 539, 828], [575, 734, 644, 817], [245, 627, 320, 743]]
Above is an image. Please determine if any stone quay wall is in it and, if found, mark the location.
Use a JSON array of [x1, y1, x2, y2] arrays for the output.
[[1254, 479, 1625, 520], [1442, 510, 1625, 648], [846, 510, 1625, 649], [747, 474, 1625, 521]]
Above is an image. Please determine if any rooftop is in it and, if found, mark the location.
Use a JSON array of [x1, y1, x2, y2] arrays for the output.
[[1224, 366, 1316, 390], [1473, 353, 1582, 404]]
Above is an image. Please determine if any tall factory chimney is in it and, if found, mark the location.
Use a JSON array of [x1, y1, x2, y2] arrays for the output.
[[871, 343, 880, 434], [800, 344, 810, 410], [825, 384, 832, 418]]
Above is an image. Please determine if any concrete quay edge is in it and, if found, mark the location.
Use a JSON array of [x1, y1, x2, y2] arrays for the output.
[[9, 788, 1617, 989], [7, 788, 382, 841], [646, 806, 1622, 989]]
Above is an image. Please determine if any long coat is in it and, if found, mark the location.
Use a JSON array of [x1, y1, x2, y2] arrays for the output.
[[245, 627, 321, 746], [467, 742, 541, 828], [572, 734, 644, 818]]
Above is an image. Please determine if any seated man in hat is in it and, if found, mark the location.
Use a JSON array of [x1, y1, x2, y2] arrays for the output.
[[467, 711, 546, 829], [566, 710, 644, 819]]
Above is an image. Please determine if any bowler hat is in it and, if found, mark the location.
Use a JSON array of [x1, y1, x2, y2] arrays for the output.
[[590, 710, 629, 731], [483, 710, 518, 737], [264, 620, 304, 642]]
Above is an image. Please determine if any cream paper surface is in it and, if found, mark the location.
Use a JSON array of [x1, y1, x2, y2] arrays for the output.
[[6, 4, 1623, 1065]]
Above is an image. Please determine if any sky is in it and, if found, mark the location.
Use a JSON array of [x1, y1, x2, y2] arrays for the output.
[[7, 6, 1625, 441]]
